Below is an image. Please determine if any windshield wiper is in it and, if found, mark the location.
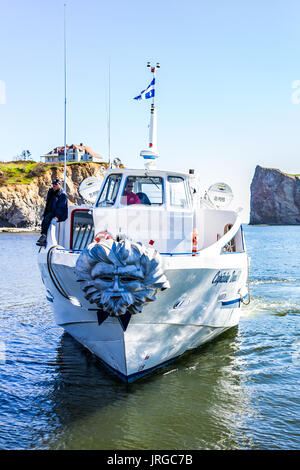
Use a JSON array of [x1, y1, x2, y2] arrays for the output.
[[147, 177, 160, 189]]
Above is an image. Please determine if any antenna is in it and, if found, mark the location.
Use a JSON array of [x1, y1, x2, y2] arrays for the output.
[[107, 58, 111, 167], [140, 62, 160, 169], [63, 3, 67, 193], [147, 62, 160, 151]]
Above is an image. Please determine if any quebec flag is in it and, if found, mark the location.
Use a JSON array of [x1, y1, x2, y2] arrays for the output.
[[134, 78, 155, 100]]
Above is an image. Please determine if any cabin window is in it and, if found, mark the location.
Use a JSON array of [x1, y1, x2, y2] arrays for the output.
[[121, 176, 164, 206], [168, 176, 189, 208], [96, 174, 122, 207], [71, 210, 94, 250]]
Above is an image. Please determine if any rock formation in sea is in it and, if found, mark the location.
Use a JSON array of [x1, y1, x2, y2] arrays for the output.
[[250, 165, 300, 225], [0, 162, 107, 229]]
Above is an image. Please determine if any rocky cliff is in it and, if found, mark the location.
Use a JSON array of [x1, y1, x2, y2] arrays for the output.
[[0, 162, 107, 229], [250, 165, 300, 225]]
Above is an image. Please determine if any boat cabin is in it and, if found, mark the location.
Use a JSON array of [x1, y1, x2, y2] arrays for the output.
[[93, 169, 194, 254], [55, 169, 245, 256]]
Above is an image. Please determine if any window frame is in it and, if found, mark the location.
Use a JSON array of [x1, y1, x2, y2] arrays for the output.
[[120, 175, 165, 206], [95, 173, 122, 207], [69, 208, 94, 250], [167, 175, 192, 209]]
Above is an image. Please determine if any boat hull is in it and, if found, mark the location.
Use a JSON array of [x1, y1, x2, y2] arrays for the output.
[[38, 249, 247, 381], [63, 321, 230, 382]]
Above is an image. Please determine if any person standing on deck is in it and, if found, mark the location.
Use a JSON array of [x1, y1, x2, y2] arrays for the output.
[[36, 179, 68, 246]]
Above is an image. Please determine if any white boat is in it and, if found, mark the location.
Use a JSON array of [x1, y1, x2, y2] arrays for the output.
[[37, 64, 249, 382]]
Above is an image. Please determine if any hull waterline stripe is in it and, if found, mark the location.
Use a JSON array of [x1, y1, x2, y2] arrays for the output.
[[55, 248, 202, 256], [160, 251, 201, 256], [221, 293, 248, 306], [221, 298, 240, 306], [55, 248, 245, 257], [57, 319, 234, 328], [95, 354, 181, 383]]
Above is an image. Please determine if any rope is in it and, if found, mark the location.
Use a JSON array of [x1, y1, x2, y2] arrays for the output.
[[240, 254, 251, 305]]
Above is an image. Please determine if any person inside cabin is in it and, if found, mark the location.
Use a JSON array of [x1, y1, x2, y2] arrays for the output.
[[122, 180, 141, 205], [36, 179, 68, 246]]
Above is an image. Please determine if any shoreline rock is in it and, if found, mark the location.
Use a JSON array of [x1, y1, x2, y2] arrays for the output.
[[0, 227, 39, 233], [250, 165, 300, 225], [0, 162, 106, 229]]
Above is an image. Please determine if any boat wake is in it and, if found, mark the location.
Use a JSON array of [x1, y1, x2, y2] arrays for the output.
[[241, 296, 300, 318], [250, 277, 300, 285]]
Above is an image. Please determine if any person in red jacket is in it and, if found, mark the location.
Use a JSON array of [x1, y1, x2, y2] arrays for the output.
[[122, 180, 141, 205]]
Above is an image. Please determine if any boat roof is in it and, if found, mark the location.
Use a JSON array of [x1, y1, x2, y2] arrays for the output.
[[102, 167, 190, 178]]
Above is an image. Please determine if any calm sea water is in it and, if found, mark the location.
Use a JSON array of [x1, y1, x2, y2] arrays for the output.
[[0, 226, 299, 450]]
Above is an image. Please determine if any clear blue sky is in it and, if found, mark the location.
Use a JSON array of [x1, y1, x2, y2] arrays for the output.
[[1, 0, 300, 221]]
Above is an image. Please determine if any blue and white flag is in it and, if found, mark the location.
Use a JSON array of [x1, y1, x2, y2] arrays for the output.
[[134, 78, 155, 100]]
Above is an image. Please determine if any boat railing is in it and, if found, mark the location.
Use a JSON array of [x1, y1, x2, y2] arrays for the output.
[[201, 214, 243, 256]]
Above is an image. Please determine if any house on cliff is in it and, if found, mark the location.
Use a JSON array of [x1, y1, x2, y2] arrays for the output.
[[41, 143, 104, 164]]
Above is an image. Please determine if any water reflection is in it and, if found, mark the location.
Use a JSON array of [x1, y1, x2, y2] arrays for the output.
[[41, 327, 255, 450], [1, 230, 299, 450], [52, 333, 128, 420]]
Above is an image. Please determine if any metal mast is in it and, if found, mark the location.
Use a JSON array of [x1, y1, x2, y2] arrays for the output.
[[63, 3, 67, 192], [148, 61, 160, 152], [108, 58, 111, 167], [140, 62, 160, 169]]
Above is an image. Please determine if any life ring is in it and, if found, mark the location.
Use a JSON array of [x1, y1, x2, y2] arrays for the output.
[[224, 223, 233, 234], [192, 228, 198, 255], [94, 231, 113, 243], [223, 224, 236, 252]]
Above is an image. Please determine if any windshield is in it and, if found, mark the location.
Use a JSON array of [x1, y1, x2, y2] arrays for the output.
[[96, 174, 122, 207], [121, 176, 164, 206], [168, 176, 189, 208]]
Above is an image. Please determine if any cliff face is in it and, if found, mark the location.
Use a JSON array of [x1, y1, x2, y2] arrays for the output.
[[250, 165, 300, 225], [0, 162, 106, 228]]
